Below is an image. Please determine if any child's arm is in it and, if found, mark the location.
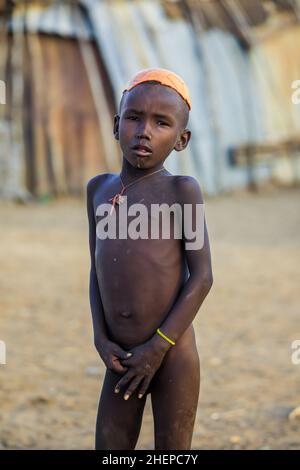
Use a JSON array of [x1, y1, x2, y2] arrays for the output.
[[115, 177, 213, 399], [149, 176, 213, 344], [87, 177, 132, 374]]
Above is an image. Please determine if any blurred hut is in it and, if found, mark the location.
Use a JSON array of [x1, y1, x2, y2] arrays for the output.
[[0, 0, 300, 199], [0, 0, 120, 199]]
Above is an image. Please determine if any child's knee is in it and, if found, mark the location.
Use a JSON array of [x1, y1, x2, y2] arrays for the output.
[[95, 422, 138, 450]]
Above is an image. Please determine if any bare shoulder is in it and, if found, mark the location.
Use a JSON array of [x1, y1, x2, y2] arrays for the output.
[[86, 173, 115, 198], [173, 175, 204, 204]]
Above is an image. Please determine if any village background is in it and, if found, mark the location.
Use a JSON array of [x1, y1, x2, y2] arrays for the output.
[[0, 0, 300, 449]]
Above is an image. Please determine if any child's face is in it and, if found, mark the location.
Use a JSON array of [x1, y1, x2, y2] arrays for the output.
[[114, 83, 191, 170]]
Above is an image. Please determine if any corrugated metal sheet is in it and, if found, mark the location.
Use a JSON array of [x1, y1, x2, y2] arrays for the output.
[[250, 25, 300, 183], [252, 25, 300, 139], [1, 3, 115, 199], [83, 0, 300, 193], [197, 29, 271, 191], [9, 2, 94, 39], [2, 0, 300, 198], [83, 0, 219, 193]]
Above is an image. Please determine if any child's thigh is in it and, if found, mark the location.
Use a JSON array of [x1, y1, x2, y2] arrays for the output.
[[96, 369, 147, 449], [150, 333, 200, 449]]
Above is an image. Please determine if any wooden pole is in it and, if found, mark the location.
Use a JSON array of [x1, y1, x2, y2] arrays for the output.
[[73, 1, 120, 174], [7, 1, 31, 200], [27, 30, 52, 196], [0, 3, 10, 196], [44, 30, 68, 195]]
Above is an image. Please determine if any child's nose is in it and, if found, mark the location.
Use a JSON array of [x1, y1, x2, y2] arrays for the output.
[[136, 121, 151, 139]]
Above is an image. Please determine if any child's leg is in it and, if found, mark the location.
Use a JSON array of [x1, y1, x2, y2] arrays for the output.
[[150, 326, 200, 450], [95, 368, 147, 450]]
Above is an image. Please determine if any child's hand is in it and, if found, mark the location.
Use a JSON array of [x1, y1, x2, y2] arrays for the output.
[[96, 339, 133, 374], [114, 335, 171, 400]]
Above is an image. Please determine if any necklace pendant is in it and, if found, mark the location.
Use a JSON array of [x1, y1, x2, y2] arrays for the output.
[[117, 195, 125, 205]]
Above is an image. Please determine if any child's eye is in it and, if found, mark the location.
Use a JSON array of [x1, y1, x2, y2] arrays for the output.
[[157, 121, 169, 126], [126, 116, 138, 121]]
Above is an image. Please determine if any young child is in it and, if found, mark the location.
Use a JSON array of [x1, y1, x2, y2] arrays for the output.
[[86, 68, 213, 450]]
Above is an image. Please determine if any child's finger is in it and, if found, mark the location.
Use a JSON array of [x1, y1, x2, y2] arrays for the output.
[[123, 376, 144, 401], [114, 371, 135, 395], [111, 355, 129, 373], [111, 360, 128, 374], [137, 376, 152, 399], [113, 345, 133, 360], [120, 356, 134, 366]]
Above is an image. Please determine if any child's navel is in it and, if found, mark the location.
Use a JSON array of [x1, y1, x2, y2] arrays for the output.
[[120, 311, 132, 318]]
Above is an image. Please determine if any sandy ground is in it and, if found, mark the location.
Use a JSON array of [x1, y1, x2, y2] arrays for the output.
[[0, 185, 300, 450]]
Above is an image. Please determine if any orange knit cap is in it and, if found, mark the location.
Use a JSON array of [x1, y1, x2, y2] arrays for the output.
[[124, 68, 191, 110]]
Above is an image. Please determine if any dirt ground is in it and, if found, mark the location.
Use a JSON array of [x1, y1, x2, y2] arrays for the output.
[[0, 185, 299, 450]]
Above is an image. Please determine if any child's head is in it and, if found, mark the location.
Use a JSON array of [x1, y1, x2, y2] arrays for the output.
[[114, 68, 191, 170]]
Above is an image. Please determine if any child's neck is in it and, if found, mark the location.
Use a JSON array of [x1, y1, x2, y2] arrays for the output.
[[120, 159, 165, 184]]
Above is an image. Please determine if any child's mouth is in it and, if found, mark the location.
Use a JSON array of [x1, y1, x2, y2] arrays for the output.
[[132, 145, 152, 157]]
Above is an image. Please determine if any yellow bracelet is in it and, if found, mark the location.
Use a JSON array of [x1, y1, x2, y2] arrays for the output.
[[156, 328, 176, 346]]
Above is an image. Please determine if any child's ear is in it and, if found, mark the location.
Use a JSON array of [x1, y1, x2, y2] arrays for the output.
[[174, 129, 191, 152], [113, 114, 120, 140]]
